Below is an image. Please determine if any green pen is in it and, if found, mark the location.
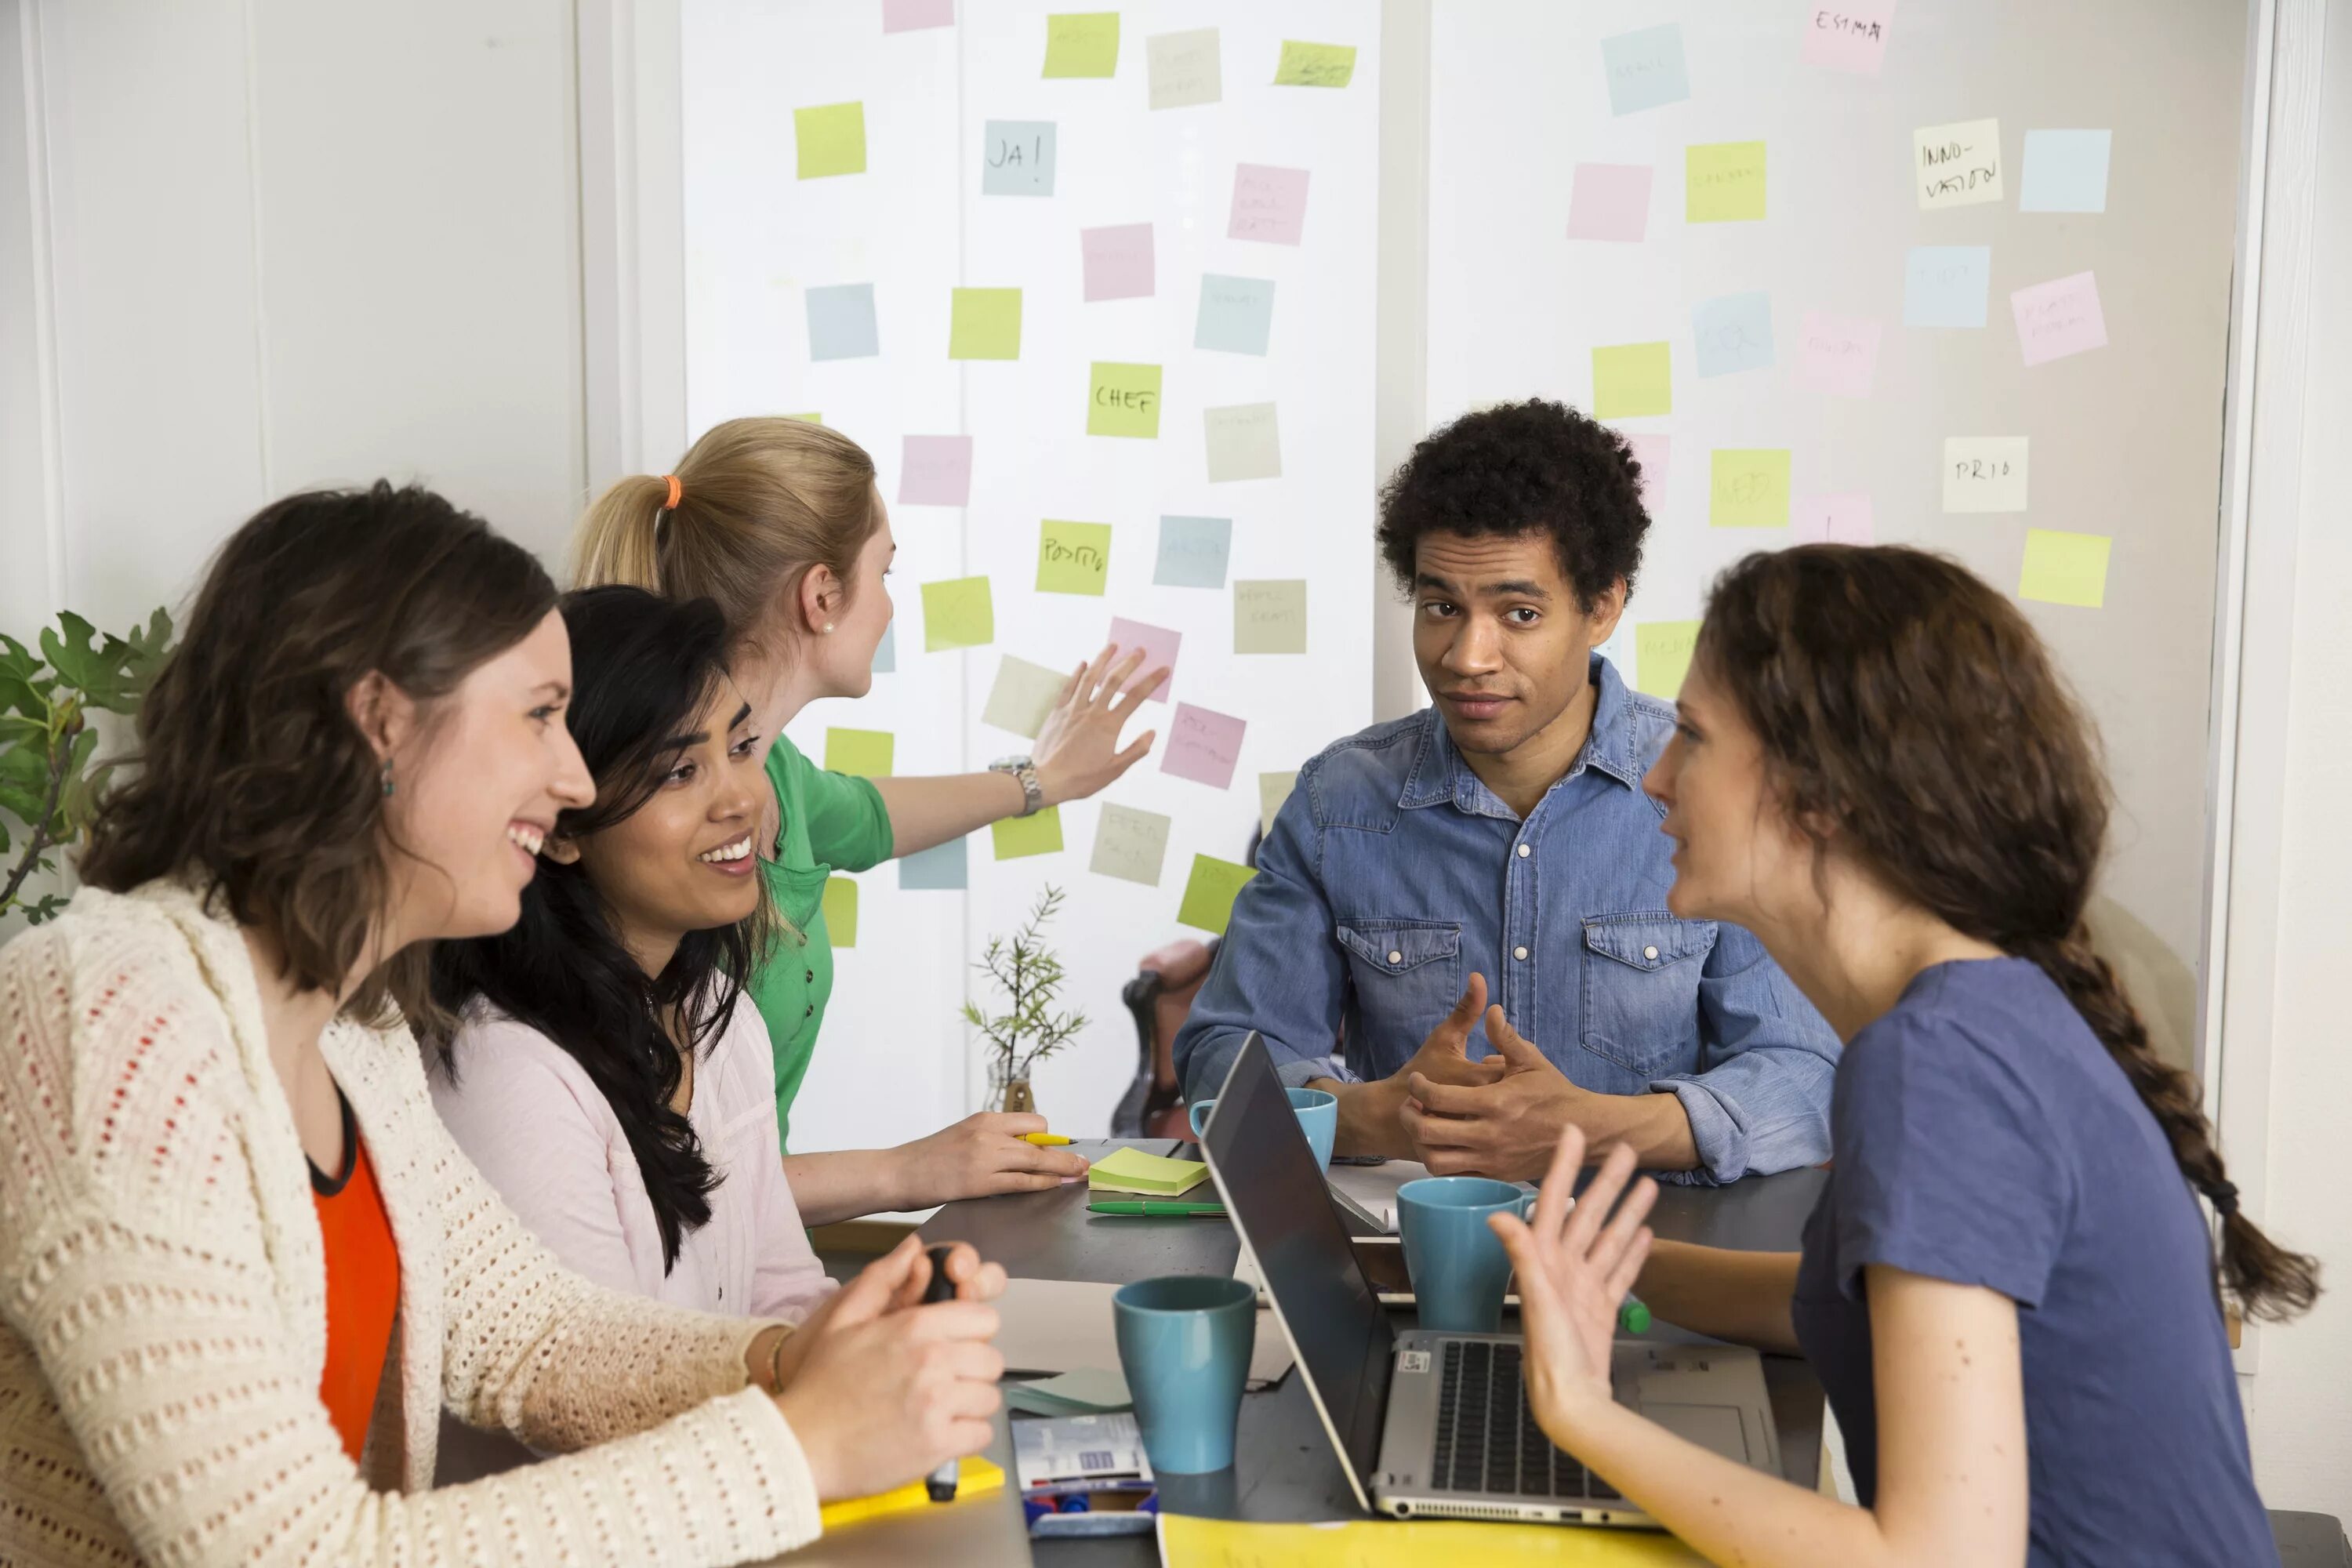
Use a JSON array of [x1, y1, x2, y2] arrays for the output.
[[1087, 1199, 1228, 1218], [1618, 1294, 1652, 1335]]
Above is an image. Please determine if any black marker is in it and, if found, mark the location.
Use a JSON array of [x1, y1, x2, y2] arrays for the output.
[[922, 1245, 960, 1502]]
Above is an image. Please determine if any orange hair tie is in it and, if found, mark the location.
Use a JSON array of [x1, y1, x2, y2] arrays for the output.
[[661, 474, 683, 510]]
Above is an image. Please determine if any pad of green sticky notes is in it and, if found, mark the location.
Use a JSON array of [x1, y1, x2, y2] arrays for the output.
[[1275, 40, 1356, 86], [825, 727, 895, 779], [1044, 12, 1120, 77], [1088, 362, 1162, 438], [1688, 140, 1767, 223], [1177, 854, 1256, 937], [1088, 1146, 1210, 1197], [949, 288, 1022, 360], [1592, 343, 1671, 419], [923, 576, 994, 651], [992, 807, 1065, 861], [1635, 620, 1702, 701], [1038, 520, 1111, 595], [795, 102, 866, 180], [822, 876, 858, 949], [2019, 528, 2111, 608], [1708, 449, 1791, 528]]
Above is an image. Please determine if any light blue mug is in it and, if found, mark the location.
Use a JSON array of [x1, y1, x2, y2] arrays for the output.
[[1112, 1275, 1256, 1473], [1396, 1176, 1537, 1334], [1189, 1087, 1338, 1169]]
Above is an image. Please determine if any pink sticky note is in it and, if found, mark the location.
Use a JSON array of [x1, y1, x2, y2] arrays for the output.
[[898, 435, 974, 506], [1801, 2, 1895, 74], [1107, 616, 1182, 702], [1566, 164, 1653, 242], [1796, 311, 1882, 398], [1163, 703, 1246, 790], [1080, 223, 1155, 303], [2011, 272, 2108, 367], [882, 0, 955, 32], [1791, 493, 1875, 545], [1229, 165, 1310, 246], [1621, 434, 1670, 514]]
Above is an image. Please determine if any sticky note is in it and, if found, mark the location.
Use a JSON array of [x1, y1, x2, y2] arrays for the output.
[[2020, 129, 2111, 213], [1081, 223, 1154, 302], [1621, 433, 1670, 514], [1088, 1145, 1209, 1195], [1196, 275, 1276, 355], [1259, 771, 1298, 834], [1234, 580, 1308, 655], [993, 807, 1064, 860], [1087, 362, 1163, 438], [1635, 620, 1702, 701], [1091, 803, 1171, 886], [1686, 141, 1767, 223], [1709, 450, 1792, 528], [1154, 516, 1232, 589], [1601, 24, 1690, 115], [898, 434, 973, 506], [923, 575, 994, 649], [1904, 246, 1992, 328], [1792, 493, 1875, 545], [899, 837, 967, 891], [1178, 855, 1257, 935], [983, 655, 1069, 739], [1566, 164, 1653, 242], [871, 622, 896, 675], [795, 103, 866, 179], [1274, 41, 1356, 87], [1943, 437, 2028, 513], [1795, 311, 1882, 398], [1802, 2, 1894, 74], [821, 876, 858, 949], [1592, 343, 1672, 419], [1204, 404, 1281, 483], [1148, 27, 1221, 109], [1693, 292, 1775, 379], [1229, 165, 1310, 245], [1163, 703, 1246, 789], [1915, 118, 2002, 210], [884, 0, 954, 32], [825, 728, 894, 779], [1043, 12, 1118, 78], [982, 121, 1057, 197], [1107, 616, 1181, 701], [2011, 271, 2107, 366], [786, 412, 823, 424], [805, 283, 879, 361], [1038, 520, 1112, 596], [2019, 528, 2111, 608], [949, 288, 1021, 359]]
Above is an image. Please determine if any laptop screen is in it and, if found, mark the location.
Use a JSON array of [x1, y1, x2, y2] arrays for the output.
[[1198, 1036, 1392, 1502]]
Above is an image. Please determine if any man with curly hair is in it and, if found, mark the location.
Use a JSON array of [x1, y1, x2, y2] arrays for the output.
[[1174, 400, 1835, 1184]]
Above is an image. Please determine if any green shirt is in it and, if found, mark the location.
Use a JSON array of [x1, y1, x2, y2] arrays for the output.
[[752, 734, 895, 1151]]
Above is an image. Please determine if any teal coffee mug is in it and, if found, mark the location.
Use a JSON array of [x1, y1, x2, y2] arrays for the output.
[[1189, 1086, 1338, 1168], [1112, 1275, 1256, 1473], [1396, 1176, 1537, 1334]]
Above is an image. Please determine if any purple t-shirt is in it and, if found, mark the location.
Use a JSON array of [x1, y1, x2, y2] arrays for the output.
[[1791, 959, 2273, 1566]]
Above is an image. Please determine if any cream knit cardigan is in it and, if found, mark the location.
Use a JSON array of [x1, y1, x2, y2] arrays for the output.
[[0, 880, 825, 1566]]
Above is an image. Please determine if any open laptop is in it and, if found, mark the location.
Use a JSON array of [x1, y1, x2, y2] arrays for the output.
[[1196, 1033, 1780, 1527]]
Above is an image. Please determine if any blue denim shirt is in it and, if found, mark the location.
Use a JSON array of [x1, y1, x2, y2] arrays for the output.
[[1174, 655, 1837, 1184]]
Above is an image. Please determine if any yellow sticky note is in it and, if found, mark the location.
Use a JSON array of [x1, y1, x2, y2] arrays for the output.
[[1087, 361, 1162, 438], [1156, 1512, 1711, 1566], [1708, 449, 1791, 528], [1177, 854, 1256, 936], [821, 876, 858, 949], [1592, 343, 1672, 419], [1043, 12, 1119, 78], [1087, 1145, 1209, 1196], [1687, 140, 1767, 223], [1038, 521, 1111, 596], [1635, 620, 1703, 701], [795, 102, 866, 180], [992, 807, 1065, 860], [824, 727, 894, 779], [949, 288, 1022, 360], [1274, 40, 1356, 86], [1259, 770, 1299, 834], [2019, 529, 2111, 608], [922, 576, 994, 651], [786, 412, 822, 424]]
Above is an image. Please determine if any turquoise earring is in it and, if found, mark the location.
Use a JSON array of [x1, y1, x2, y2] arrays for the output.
[[380, 760, 395, 799]]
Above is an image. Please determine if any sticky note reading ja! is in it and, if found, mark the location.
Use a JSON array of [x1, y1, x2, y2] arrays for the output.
[[1038, 521, 1111, 596], [982, 122, 1057, 198], [1088, 363, 1161, 438], [1178, 855, 1257, 937]]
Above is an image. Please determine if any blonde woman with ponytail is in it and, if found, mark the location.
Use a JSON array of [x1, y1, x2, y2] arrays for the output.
[[576, 418, 1163, 1221]]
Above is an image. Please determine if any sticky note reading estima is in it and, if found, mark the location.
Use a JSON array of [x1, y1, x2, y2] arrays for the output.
[[1091, 803, 1171, 887], [1234, 580, 1307, 655], [806, 283, 879, 361], [795, 103, 866, 180], [1686, 141, 1767, 223], [983, 655, 1069, 739], [1802, 1, 1894, 74], [2010, 272, 2107, 366], [949, 289, 1022, 359], [1592, 343, 1671, 419], [1943, 437, 2028, 513], [1258, 771, 1298, 835], [922, 576, 994, 649], [898, 837, 967, 891], [1042, 12, 1119, 78], [1792, 493, 1875, 545], [1196, 275, 1276, 355], [1154, 516, 1232, 589], [1081, 223, 1154, 302], [824, 728, 894, 779], [1163, 703, 1246, 789], [982, 121, 1057, 197], [1915, 118, 2002, 210], [1178, 855, 1257, 937], [1147, 27, 1221, 109], [2019, 529, 2112, 608], [1904, 246, 1993, 328], [1566, 163, 1653, 242], [993, 807, 1064, 861], [1693, 292, 1775, 379], [2020, 129, 2112, 213], [898, 434, 973, 506], [1106, 616, 1181, 701], [1229, 165, 1309, 245], [1273, 41, 1356, 87], [1796, 311, 1882, 398], [1088, 362, 1162, 438], [1037, 521, 1111, 596], [821, 876, 858, 949], [1204, 404, 1281, 482], [1600, 24, 1690, 115], [1635, 620, 1703, 701], [1709, 450, 1792, 529]]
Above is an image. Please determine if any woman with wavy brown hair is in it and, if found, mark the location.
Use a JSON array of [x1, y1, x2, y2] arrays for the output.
[[1490, 545, 2312, 1566]]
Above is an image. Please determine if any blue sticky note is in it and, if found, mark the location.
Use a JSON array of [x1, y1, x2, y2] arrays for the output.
[[1904, 245, 1993, 328], [1194, 274, 1276, 356], [1693, 292, 1774, 378], [981, 120, 1057, 197], [1600, 24, 1690, 116], [872, 622, 896, 675], [1154, 516, 1233, 589], [806, 283, 879, 361], [2019, 129, 2111, 213], [899, 836, 968, 890]]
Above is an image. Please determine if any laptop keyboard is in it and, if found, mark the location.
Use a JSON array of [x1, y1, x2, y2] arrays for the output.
[[1428, 1341, 1621, 1501]]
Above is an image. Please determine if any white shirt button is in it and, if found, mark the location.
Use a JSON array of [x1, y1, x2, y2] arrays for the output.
[[1645, 945, 1660, 960], [1516, 844, 1531, 858], [1388, 950, 1403, 965], [1513, 946, 1530, 961]]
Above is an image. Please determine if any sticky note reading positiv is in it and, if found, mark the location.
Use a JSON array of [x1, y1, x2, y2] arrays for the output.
[[1148, 28, 1221, 109], [1234, 581, 1308, 654], [1693, 293, 1775, 379], [1601, 24, 1690, 115], [1106, 617, 1181, 701], [982, 122, 1057, 197], [805, 284, 879, 361], [1915, 118, 2003, 210], [993, 808, 1064, 860], [1081, 223, 1154, 302], [898, 435, 973, 506], [1163, 703, 1246, 789], [1196, 275, 1276, 355], [1229, 165, 1310, 245], [795, 103, 866, 179], [821, 876, 858, 948], [1038, 521, 1112, 595], [949, 289, 1022, 359], [1259, 771, 1298, 834], [1710, 450, 1792, 528], [1686, 142, 1767, 223], [2020, 129, 2111, 213], [1088, 362, 1162, 438], [1796, 311, 1882, 398], [2010, 272, 2107, 366], [1943, 437, 2028, 513], [2019, 529, 2111, 608], [1593, 343, 1672, 419], [1802, 2, 1895, 74], [1043, 13, 1119, 78], [1154, 516, 1232, 589], [922, 576, 994, 649], [1792, 493, 1875, 545], [1635, 621, 1702, 702], [1274, 41, 1356, 87], [1091, 803, 1171, 886], [1566, 164, 1653, 242], [1204, 404, 1281, 482], [899, 837, 967, 891], [825, 728, 894, 779], [1177, 855, 1257, 936], [1904, 247, 1992, 328], [983, 655, 1069, 739], [882, 0, 955, 33]]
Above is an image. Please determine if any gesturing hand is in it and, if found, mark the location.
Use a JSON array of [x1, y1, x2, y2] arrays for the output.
[[1328, 976, 1506, 1158], [898, 1112, 1090, 1207], [1032, 645, 1167, 807], [1402, 1005, 1584, 1179]]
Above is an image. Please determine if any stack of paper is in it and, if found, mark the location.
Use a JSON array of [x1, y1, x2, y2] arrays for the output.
[[1004, 1367, 1132, 1416], [1087, 1146, 1209, 1197]]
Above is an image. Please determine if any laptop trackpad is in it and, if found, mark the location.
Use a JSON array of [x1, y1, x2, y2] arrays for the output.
[[1640, 1403, 1754, 1464]]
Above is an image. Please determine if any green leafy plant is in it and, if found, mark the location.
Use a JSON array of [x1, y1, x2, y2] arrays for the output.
[[0, 609, 173, 924], [962, 884, 1090, 1110]]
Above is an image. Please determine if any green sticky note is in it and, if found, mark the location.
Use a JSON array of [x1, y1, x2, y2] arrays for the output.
[[949, 288, 1022, 360], [824, 727, 895, 779], [1687, 140, 1767, 223], [1087, 1145, 1209, 1196], [786, 412, 822, 424], [992, 806, 1065, 860], [1038, 520, 1112, 596], [1708, 449, 1791, 528], [1088, 361, 1163, 437], [1043, 12, 1120, 77], [2019, 529, 2112, 608], [795, 102, 867, 180], [822, 876, 858, 949], [1177, 854, 1256, 936], [1635, 620, 1703, 701], [1592, 342, 1672, 419], [922, 576, 994, 651], [1274, 40, 1356, 86]]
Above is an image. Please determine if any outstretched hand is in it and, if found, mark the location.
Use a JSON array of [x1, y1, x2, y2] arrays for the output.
[[1402, 1004, 1585, 1178], [1032, 644, 1167, 807]]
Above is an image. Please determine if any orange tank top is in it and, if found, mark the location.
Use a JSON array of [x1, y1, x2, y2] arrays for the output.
[[310, 1091, 401, 1465]]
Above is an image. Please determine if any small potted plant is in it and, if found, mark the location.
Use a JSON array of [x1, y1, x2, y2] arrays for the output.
[[963, 884, 1089, 1115]]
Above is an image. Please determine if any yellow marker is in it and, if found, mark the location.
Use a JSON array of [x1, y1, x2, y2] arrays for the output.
[[1022, 1132, 1073, 1146]]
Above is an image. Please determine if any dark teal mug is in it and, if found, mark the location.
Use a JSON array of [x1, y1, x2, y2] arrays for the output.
[[1189, 1086, 1338, 1168], [1111, 1275, 1255, 1473], [1396, 1176, 1537, 1333]]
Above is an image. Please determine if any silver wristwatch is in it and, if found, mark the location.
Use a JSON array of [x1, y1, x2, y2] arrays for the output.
[[989, 754, 1044, 818]]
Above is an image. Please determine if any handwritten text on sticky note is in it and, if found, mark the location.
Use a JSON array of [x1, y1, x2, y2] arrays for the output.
[[2010, 271, 2107, 366], [1038, 520, 1111, 596], [1234, 580, 1307, 654], [1636, 621, 1703, 702], [1802, 3, 1894, 74], [1163, 703, 1246, 789], [1796, 311, 1882, 398], [1904, 246, 1992, 328], [1229, 165, 1309, 245], [1274, 40, 1355, 86], [1687, 141, 1767, 223], [1204, 403, 1281, 482], [1147, 27, 1221, 109], [1080, 223, 1154, 301], [898, 434, 973, 507], [982, 655, 1069, 739], [982, 121, 1056, 196], [922, 575, 994, 649], [1043, 12, 1119, 77], [1178, 855, 1257, 935], [1088, 361, 1162, 438], [1154, 516, 1232, 589], [1693, 292, 1775, 379], [1943, 437, 2028, 513], [1915, 118, 2002, 209], [1710, 450, 1792, 528], [1196, 274, 1276, 355], [1091, 804, 1171, 886], [1107, 617, 1181, 702], [1601, 24, 1690, 115]]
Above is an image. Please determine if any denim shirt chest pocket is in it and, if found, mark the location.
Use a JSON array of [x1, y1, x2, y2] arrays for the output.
[[1334, 920, 1462, 1058], [1581, 913, 1714, 1076]]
